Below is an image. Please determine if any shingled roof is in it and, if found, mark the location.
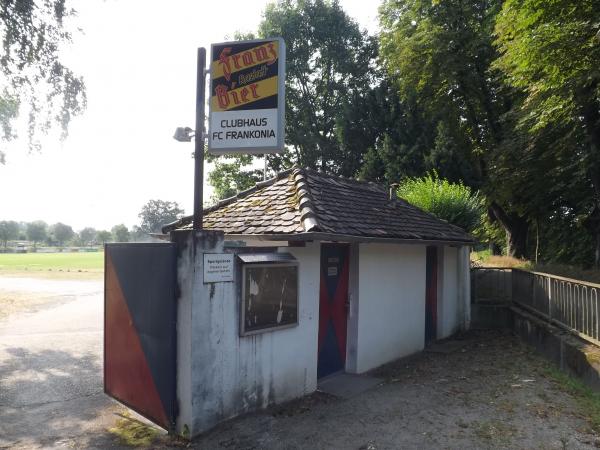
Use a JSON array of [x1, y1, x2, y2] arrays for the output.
[[163, 167, 474, 244]]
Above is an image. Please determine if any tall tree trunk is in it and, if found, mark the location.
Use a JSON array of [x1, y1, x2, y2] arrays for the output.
[[579, 81, 600, 267], [535, 217, 540, 264], [489, 202, 529, 259]]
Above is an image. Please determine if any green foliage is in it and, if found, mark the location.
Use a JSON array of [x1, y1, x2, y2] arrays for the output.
[[378, 0, 600, 265], [378, 0, 533, 257], [379, 0, 505, 174], [50, 222, 74, 247], [111, 224, 130, 243], [493, 0, 600, 266], [0, 0, 86, 160], [259, 0, 377, 174], [397, 172, 483, 232], [206, 154, 263, 202], [95, 230, 112, 245], [0, 220, 19, 248], [130, 225, 144, 242], [208, 0, 382, 199], [494, 0, 599, 134], [138, 199, 185, 234], [79, 227, 96, 246], [26, 221, 47, 249]]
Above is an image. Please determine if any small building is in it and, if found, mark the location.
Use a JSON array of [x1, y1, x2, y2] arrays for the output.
[[104, 166, 474, 438]]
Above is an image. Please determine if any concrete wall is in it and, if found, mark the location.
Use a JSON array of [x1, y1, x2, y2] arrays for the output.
[[174, 233, 470, 436], [354, 243, 427, 373], [174, 231, 319, 437], [439, 246, 459, 339], [512, 306, 600, 390]]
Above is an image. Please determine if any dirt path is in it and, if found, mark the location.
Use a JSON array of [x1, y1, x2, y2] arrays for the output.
[[0, 276, 103, 320], [192, 331, 599, 450], [0, 277, 126, 449]]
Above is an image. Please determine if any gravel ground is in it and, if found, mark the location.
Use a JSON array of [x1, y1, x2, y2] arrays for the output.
[[1, 276, 598, 450], [192, 330, 599, 450]]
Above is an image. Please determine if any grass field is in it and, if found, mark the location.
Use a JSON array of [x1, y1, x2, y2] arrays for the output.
[[0, 251, 104, 279], [472, 250, 600, 284]]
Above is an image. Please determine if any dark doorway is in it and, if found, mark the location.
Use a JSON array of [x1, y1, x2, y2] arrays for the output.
[[425, 246, 438, 344], [318, 243, 350, 378]]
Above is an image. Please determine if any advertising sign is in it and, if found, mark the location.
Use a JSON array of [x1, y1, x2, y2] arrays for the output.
[[208, 38, 285, 155]]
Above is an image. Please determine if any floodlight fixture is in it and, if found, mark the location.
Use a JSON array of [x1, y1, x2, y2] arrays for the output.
[[173, 126, 194, 142]]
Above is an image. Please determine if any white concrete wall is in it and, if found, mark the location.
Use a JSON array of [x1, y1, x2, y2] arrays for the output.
[[175, 232, 320, 437], [175, 234, 470, 436], [438, 245, 472, 338], [439, 246, 459, 338], [354, 243, 427, 373]]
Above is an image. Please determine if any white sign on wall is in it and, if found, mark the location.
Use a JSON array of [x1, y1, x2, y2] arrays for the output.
[[203, 253, 234, 283], [208, 38, 285, 155]]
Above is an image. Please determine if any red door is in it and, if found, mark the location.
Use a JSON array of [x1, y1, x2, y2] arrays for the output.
[[425, 246, 438, 344], [318, 244, 349, 378]]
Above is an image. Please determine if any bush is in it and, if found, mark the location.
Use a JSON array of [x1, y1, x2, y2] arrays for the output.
[[397, 171, 483, 232]]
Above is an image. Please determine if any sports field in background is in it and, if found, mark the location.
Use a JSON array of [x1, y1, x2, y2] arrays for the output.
[[0, 251, 104, 278]]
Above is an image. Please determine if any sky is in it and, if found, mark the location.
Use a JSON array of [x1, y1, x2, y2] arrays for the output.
[[0, 0, 380, 231]]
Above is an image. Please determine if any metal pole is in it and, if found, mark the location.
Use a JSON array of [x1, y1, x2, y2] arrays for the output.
[[194, 47, 207, 231]]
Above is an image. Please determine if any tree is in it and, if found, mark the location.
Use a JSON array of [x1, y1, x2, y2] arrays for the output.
[[96, 230, 112, 245], [130, 225, 144, 242], [208, 0, 381, 199], [260, 0, 377, 173], [26, 221, 47, 249], [380, 0, 504, 177], [79, 227, 96, 246], [111, 224, 130, 242], [207, 155, 263, 202], [494, 0, 600, 266], [0, 220, 19, 248], [50, 222, 74, 247], [379, 0, 534, 257], [0, 0, 86, 162], [397, 172, 483, 233], [138, 200, 185, 234]]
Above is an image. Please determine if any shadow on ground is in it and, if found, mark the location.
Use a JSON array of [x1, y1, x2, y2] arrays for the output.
[[0, 347, 124, 449]]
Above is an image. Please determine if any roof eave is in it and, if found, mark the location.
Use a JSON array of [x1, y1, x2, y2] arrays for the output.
[[224, 231, 476, 246]]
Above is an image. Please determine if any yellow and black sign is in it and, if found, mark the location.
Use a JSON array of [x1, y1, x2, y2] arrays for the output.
[[208, 38, 285, 155]]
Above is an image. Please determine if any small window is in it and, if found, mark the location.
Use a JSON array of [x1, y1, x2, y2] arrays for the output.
[[240, 256, 298, 336]]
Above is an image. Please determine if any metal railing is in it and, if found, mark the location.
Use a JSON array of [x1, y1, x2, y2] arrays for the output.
[[473, 267, 600, 346], [471, 267, 513, 304], [512, 268, 600, 346]]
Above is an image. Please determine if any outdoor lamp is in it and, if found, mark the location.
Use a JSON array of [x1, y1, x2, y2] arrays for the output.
[[173, 126, 194, 142]]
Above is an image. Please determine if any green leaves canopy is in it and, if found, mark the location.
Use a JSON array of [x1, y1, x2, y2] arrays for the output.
[[397, 172, 483, 233], [259, 0, 377, 174], [0, 0, 86, 161]]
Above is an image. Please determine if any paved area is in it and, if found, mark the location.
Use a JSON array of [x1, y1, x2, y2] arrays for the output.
[[0, 277, 123, 449]]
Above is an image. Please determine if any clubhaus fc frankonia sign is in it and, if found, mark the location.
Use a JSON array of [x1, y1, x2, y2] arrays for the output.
[[208, 38, 285, 155]]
